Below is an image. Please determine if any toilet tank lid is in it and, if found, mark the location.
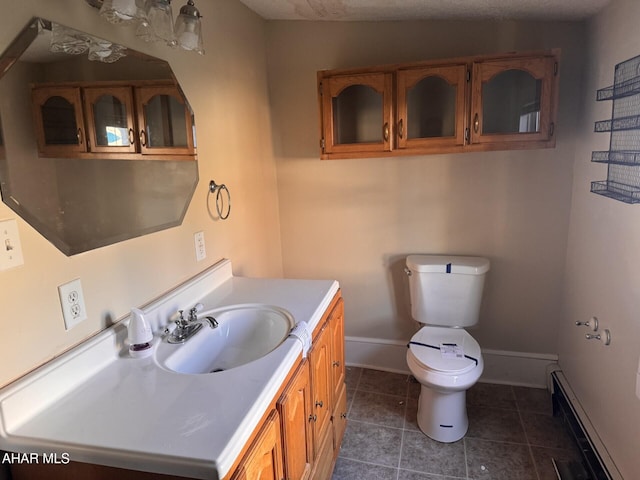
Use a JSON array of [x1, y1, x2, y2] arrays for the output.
[[406, 255, 490, 275]]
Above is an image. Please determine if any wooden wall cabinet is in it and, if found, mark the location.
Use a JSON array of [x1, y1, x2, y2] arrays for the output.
[[318, 49, 560, 159], [31, 82, 195, 161], [320, 72, 393, 155], [32, 86, 88, 157]]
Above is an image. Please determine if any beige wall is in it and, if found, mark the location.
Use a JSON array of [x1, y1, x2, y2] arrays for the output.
[[267, 20, 586, 353], [559, 0, 640, 477], [0, 0, 283, 388]]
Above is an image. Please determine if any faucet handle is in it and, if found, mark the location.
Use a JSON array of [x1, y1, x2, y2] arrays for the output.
[[175, 310, 189, 327], [188, 303, 204, 322]]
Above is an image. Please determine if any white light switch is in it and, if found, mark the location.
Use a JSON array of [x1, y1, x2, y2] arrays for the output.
[[0, 218, 24, 271], [194, 231, 206, 261], [58, 278, 88, 330]]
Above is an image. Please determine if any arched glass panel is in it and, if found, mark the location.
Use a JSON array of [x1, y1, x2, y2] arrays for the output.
[[332, 84, 382, 144], [482, 69, 542, 134], [144, 94, 188, 148], [407, 76, 456, 139], [41, 96, 78, 145], [92, 94, 129, 147]]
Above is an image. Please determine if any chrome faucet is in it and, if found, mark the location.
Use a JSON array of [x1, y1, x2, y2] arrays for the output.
[[166, 303, 218, 344]]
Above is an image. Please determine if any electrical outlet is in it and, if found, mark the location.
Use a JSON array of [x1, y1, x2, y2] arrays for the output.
[[194, 231, 206, 261], [58, 278, 87, 330], [0, 218, 24, 271]]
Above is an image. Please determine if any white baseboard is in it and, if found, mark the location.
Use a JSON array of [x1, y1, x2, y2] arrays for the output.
[[345, 336, 558, 389]]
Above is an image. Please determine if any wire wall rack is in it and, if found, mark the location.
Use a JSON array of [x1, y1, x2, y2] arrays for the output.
[[591, 54, 640, 203]]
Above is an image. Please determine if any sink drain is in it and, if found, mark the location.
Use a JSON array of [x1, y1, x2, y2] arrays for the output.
[[210, 368, 225, 373]]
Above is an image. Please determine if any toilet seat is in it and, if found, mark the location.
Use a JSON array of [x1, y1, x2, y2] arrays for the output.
[[408, 326, 481, 375]]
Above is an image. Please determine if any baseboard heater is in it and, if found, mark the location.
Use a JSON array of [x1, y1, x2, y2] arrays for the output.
[[551, 371, 623, 480]]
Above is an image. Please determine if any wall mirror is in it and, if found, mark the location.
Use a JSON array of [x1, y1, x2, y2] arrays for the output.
[[0, 18, 198, 256]]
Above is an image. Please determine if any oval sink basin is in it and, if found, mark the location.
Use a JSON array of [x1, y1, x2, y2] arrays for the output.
[[155, 304, 294, 374]]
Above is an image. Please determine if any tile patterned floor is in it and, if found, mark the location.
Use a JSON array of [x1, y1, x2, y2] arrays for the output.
[[332, 367, 581, 480]]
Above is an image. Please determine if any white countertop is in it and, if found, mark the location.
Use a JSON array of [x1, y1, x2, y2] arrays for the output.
[[0, 260, 339, 480]]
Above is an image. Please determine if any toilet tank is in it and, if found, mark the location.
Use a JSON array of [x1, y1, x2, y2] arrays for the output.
[[406, 255, 490, 328]]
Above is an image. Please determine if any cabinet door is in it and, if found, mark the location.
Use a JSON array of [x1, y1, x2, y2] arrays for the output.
[[135, 85, 195, 155], [32, 86, 87, 156], [332, 383, 348, 453], [397, 65, 467, 150], [277, 360, 313, 480], [470, 55, 558, 145], [320, 72, 393, 156], [309, 322, 332, 457], [329, 298, 345, 405], [231, 410, 284, 480], [83, 86, 137, 153]]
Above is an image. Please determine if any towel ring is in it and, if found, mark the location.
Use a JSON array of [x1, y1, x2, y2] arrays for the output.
[[209, 180, 231, 220]]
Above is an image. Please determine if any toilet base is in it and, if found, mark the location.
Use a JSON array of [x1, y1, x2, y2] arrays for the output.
[[417, 385, 468, 443]]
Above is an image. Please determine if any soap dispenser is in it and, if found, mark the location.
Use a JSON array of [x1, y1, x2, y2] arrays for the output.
[[128, 308, 153, 358]]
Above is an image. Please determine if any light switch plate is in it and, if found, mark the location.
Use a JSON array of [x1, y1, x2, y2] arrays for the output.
[[0, 218, 24, 271], [58, 278, 88, 330], [194, 231, 206, 261]]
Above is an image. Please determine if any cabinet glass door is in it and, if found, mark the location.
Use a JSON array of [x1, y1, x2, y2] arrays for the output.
[[84, 87, 136, 153], [32, 87, 87, 155], [321, 72, 393, 155], [471, 56, 556, 145], [397, 65, 467, 150], [135, 85, 195, 156]]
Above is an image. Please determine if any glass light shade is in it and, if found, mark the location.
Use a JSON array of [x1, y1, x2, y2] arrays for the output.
[[174, 1, 204, 54], [87, 39, 127, 63], [50, 22, 90, 55], [136, 0, 176, 45], [99, 0, 145, 25]]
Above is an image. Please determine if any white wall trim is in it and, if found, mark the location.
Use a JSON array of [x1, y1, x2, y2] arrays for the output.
[[345, 336, 558, 389]]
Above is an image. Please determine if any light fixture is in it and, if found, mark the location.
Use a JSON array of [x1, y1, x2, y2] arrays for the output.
[[85, 0, 204, 54], [48, 21, 127, 63], [174, 0, 204, 54], [99, 0, 145, 25], [136, 0, 176, 45]]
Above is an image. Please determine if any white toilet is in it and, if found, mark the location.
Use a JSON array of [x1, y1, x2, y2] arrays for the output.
[[405, 254, 490, 443]]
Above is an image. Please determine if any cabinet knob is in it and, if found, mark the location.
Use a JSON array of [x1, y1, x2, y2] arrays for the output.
[[128, 128, 135, 145], [383, 122, 390, 142], [315, 400, 323, 408], [332, 360, 341, 367], [76, 128, 83, 145], [473, 113, 479, 133], [139, 129, 147, 147], [308, 414, 317, 422], [398, 119, 404, 139], [340, 413, 347, 419]]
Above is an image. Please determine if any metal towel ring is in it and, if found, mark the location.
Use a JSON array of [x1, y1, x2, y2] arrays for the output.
[[209, 180, 231, 220]]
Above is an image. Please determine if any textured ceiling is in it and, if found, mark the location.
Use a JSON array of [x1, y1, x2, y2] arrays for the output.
[[237, 0, 611, 21]]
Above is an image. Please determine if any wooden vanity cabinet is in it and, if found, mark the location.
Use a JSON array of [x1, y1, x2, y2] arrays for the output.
[[277, 361, 314, 480], [225, 290, 345, 480], [9, 291, 346, 480], [230, 410, 284, 480]]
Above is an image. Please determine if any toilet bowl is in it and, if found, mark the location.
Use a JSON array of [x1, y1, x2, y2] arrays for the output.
[[404, 255, 490, 443], [407, 325, 483, 442]]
